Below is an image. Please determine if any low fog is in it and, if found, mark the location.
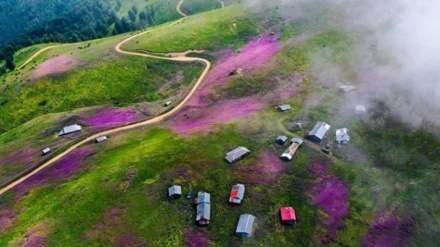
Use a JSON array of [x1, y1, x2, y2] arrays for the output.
[[246, 0, 440, 128]]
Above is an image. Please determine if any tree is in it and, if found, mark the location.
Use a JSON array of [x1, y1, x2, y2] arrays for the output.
[[5, 57, 15, 71]]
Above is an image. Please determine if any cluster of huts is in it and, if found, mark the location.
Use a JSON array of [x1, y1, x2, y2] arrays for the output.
[[41, 124, 107, 156], [277, 101, 362, 153], [168, 148, 299, 239]]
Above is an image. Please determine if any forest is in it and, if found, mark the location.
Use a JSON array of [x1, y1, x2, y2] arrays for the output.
[[0, 0, 177, 76]]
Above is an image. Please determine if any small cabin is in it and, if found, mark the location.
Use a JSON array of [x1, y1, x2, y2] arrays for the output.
[[164, 101, 172, 107], [225, 147, 250, 164], [307, 122, 331, 143], [277, 104, 292, 112], [280, 207, 296, 225], [58, 124, 82, 136], [42, 148, 51, 155], [235, 214, 257, 238], [229, 184, 245, 204], [96, 136, 108, 143], [335, 128, 350, 144], [168, 185, 182, 199], [195, 192, 211, 226], [281, 138, 304, 161], [276, 135, 288, 145]]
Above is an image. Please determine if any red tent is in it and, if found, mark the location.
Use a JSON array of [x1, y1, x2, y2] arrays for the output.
[[280, 207, 296, 225]]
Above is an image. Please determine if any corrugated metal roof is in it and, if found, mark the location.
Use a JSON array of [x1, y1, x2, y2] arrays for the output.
[[278, 104, 292, 111], [308, 122, 331, 140], [276, 135, 288, 144], [168, 185, 182, 196], [96, 136, 107, 143], [336, 128, 350, 143], [236, 214, 256, 236], [291, 137, 304, 145], [197, 192, 210, 204], [58, 124, 82, 136], [281, 207, 296, 221], [229, 184, 245, 204], [225, 147, 250, 164], [196, 202, 211, 221]]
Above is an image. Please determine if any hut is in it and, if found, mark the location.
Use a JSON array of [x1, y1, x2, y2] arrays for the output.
[[307, 122, 330, 142], [277, 104, 292, 112], [96, 136, 108, 143], [58, 124, 82, 136], [195, 192, 211, 226], [229, 184, 245, 204], [355, 105, 366, 115], [281, 138, 304, 161], [225, 147, 250, 164], [235, 214, 257, 238], [280, 207, 296, 225], [168, 185, 182, 199], [42, 148, 51, 155], [276, 135, 288, 145], [335, 128, 350, 144], [164, 101, 172, 107]]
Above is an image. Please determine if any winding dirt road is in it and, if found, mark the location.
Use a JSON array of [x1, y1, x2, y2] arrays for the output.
[[0, 1, 219, 196], [177, 0, 225, 17]]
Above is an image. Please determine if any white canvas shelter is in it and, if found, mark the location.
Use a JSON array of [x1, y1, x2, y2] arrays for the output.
[[96, 136, 108, 143], [58, 124, 82, 136], [335, 128, 350, 144]]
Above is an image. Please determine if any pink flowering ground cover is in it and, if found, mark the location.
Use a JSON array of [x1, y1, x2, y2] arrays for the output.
[[0, 206, 15, 233], [171, 97, 264, 135], [184, 228, 210, 247], [13, 147, 94, 196], [189, 34, 280, 106], [31, 55, 76, 80], [310, 163, 350, 243], [20, 223, 48, 247], [234, 151, 284, 185], [362, 211, 413, 247], [1, 147, 36, 167], [82, 107, 142, 132]]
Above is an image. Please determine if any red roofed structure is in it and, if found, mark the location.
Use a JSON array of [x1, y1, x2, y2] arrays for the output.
[[280, 207, 296, 225]]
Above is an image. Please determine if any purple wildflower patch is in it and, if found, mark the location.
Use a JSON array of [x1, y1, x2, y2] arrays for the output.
[[188, 34, 279, 106], [82, 107, 141, 132], [184, 228, 210, 247], [171, 97, 264, 135], [362, 212, 414, 247], [310, 164, 350, 243], [13, 147, 94, 196], [117, 233, 148, 247], [0, 206, 15, 233], [234, 151, 284, 185], [1, 147, 36, 167]]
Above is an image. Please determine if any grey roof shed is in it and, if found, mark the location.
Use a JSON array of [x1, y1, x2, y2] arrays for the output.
[[236, 214, 257, 238], [277, 104, 292, 112], [276, 135, 288, 145], [195, 192, 211, 225], [307, 122, 331, 142], [335, 128, 350, 144], [168, 185, 182, 199], [225, 147, 250, 164], [58, 124, 82, 136]]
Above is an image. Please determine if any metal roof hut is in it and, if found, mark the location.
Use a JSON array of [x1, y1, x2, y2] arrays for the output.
[[96, 136, 108, 143], [281, 138, 304, 161], [42, 148, 51, 155], [276, 135, 288, 145], [277, 104, 292, 112], [168, 185, 182, 199], [235, 214, 257, 238], [307, 122, 331, 143], [229, 184, 245, 204], [339, 85, 356, 93], [195, 192, 211, 226], [355, 105, 366, 115], [225, 147, 250, 164], [280, 207, 296, 225], [335, 128, 350, 144], [58, 124, 82, 136]]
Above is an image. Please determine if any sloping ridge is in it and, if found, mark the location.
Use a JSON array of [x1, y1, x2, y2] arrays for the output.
[[0, 0, 226, 196]]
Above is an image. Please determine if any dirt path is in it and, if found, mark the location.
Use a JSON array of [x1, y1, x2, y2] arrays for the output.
[[218, 0, 225, 8], [17, 46, 58, 70], [0, 12, 214, 197], [177, 0, 188, 17]]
